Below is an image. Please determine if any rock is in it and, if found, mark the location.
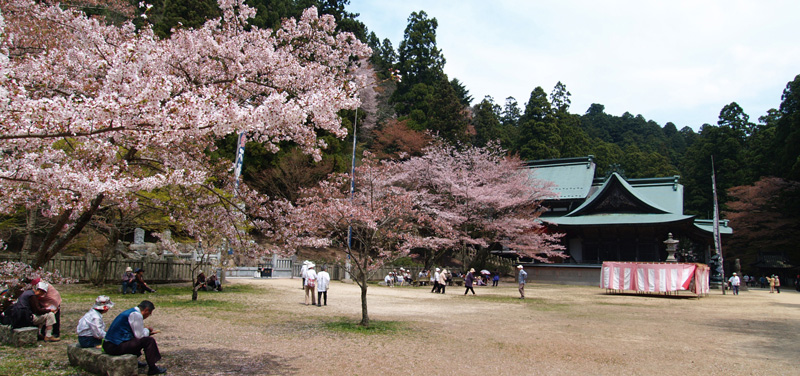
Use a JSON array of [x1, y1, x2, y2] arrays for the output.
[[67, 344, 138, 376], [0, 325, 38, 347]]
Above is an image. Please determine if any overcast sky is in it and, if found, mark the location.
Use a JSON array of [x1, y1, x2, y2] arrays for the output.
[[348, 0, 800, 131]]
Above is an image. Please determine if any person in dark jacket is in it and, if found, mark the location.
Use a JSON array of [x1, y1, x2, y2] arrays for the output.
[[134, 269, 156, 293], [103, 300, 165, 375], [9, 282, 59, 341], [464, 268, 476, 295]]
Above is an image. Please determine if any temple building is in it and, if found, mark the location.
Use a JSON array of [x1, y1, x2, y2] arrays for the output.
[[513, 156, 732, 285]]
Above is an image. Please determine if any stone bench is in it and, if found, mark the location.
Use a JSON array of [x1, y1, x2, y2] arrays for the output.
[[67, 344, 138, 376], [0, 325, 38, 346]]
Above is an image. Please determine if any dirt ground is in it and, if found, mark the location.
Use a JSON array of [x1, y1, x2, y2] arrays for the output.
[[10, 278, 800, 375], [151, 278, 799, 375]]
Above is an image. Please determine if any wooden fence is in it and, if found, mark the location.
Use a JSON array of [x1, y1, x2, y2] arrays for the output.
[[0, 253, 208, 284]]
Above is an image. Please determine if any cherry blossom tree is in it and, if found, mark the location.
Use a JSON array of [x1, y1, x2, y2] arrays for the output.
[[0, 0, 371, 267], [394, 141, 566, 268], [289, 153, 439, 326]]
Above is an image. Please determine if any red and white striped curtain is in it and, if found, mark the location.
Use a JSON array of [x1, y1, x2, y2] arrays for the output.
[[601, 262, 710, 294]]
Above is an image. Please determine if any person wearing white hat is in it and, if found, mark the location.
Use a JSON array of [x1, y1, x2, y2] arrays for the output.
[[728, 272, 741, 295], [517, 265, 527, 299], [300, 260, 310, 289], [77, 295, 115, 348], [304, 263, 317, 305], [31, 279, 62, 339], [122, 267, 136, 294], [7, 281, 59, 341], [431, 268, 440, 293]]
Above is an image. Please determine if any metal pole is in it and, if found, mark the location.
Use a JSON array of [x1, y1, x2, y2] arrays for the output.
[[345, 110, 357, 281]]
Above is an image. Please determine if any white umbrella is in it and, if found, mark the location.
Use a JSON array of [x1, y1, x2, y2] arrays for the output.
[[480, 269, 491, 275]]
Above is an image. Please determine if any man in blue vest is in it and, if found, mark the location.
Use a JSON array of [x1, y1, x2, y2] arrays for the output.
[[103, 300, 166, 375]]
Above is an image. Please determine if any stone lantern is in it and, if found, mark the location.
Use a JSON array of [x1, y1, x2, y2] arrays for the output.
[[664, 233, 679, 262]]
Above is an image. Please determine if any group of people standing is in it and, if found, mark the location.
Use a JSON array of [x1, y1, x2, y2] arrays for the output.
[[300, 260, 331, 306]]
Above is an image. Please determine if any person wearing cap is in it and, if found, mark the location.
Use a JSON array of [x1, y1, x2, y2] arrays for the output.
[[104, 300, 165, 375], [517, 265, 528, 299], [464, 268, 476, 295], [316, 265, 331, 306], [7, 281, 59, 341], [728, 273, 741, 295], [122, 267, 137, 294], [77, 296, 114, 348], [31, 279, 62, 339], [134, 268, 156, 293], [304, 263, 317, 305]]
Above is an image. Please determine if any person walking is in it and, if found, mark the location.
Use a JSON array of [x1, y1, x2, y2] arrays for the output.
[[517, 265, 527, 299], [431, 268, 440, 293], [316, 266, 330, 306], [76, 296, 114, 348], [728, 273, 741, 295], [300, 260, 310, 289], [774, 275, 781, 293], [767, 275, 776, 293], [304, 263, 317, 305], [437, 268, 448, 294], [103, 300, 165, 375], [492, 270, 500, 287], [464, 268, 476, 295]]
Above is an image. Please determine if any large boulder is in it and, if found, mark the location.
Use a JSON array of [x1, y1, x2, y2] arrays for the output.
[[0, 325, 38, 347], [67, 344, 138, 376]]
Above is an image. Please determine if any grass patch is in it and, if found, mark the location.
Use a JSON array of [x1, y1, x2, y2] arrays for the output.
[[0, 346, 85, 376], [323, 319, 408, 335]]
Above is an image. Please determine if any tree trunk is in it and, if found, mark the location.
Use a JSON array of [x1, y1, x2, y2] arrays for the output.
[[192, 286, 199, 301], [92, 227, 121, 287], [359, 273, 369, 327], [21, 207, 37, 254], [32, 194, 104, 269]]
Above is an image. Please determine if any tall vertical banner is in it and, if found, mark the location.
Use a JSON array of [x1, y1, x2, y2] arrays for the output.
[[711, 156, 725, 294], [233, 132, 246, 194]]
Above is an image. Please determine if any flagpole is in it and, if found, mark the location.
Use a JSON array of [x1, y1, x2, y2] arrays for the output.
[[711, 156, 725, 295], [345, 110, 357, 281]]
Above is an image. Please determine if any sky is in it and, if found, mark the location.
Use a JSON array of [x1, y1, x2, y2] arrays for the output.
[[347, 0, 800, 131]]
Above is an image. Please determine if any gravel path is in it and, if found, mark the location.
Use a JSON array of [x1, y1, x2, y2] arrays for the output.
[[137, 279, 799, 375]]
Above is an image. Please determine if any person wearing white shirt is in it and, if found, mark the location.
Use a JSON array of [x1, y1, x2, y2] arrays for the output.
[[431, 268, 440, 293], [300, 260, 310, 289], [76, 295, 114, 348], [728, 272, 741, 295], [316, 266, 331, 306], [103, 300, 165, 375], [304, 264, 317, 305]]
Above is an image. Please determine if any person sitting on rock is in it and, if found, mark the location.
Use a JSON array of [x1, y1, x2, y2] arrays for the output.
[[8, 281, 59, 342], [76, 295, 114, 348], [134, 269, 156, 293]]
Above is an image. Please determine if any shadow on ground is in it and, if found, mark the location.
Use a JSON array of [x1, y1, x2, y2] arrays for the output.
[[165, 347, 298, 375]]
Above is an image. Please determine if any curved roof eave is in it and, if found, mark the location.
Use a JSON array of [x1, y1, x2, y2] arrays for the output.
[[566, 172, 671, 216], [544, 213, 695, 226]]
